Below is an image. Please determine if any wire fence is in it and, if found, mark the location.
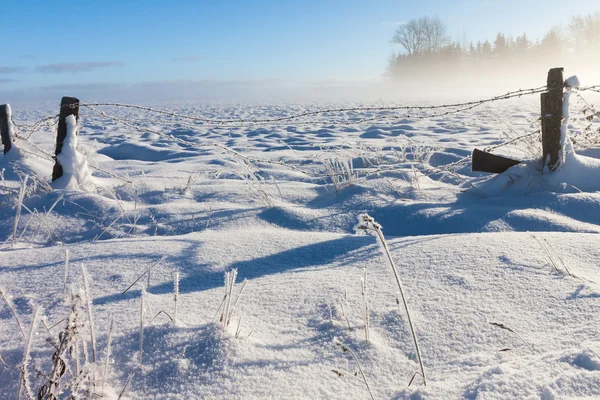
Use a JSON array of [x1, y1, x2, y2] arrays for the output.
[[5, 83, 600, 186]]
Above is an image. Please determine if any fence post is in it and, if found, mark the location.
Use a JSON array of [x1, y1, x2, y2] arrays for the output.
[[52, 96, 80, 181], [541, 67, 564, 171], [0, 104, 12, 155]]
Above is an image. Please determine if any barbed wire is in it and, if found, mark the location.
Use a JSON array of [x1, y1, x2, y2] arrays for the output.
[[484, 129, 541, 153], [4, 82, 598, 191], [573, 91, 600, 120], [82, 104, 201, 148], [10, 84, 597, 137], [65, 84, 598, 127], [11, 115, 59, 139], [578, 85, 600, 94], [82, 98, 507, 131], [12, 130, 56, 161], [74, 86, 548, 126]]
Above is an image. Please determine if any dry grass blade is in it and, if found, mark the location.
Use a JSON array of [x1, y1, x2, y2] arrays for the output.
[[118, 373, 135, 400], [361, 269, 370, 343], [63, 250, 70, 293], [489, 322, 535, 354], [334, 339, 375, 400], [81, 264, 97, 363], [101, 314, 114, 396], [533, 235, 572, 276], [122, 256, 167, 294], [226, 279, 248, 326], [139, 288, 145, 367], [174, 271, 179, 326], [543, 238, 572, 276], [145, 310, 175, 329], [0, 287, 27, 340], [331, 368, 368, 385], [19, 306, 40, 400], [12, 175, 28, 248]]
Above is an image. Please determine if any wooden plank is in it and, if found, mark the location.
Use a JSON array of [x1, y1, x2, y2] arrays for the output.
[[471, 148, 521, 174]]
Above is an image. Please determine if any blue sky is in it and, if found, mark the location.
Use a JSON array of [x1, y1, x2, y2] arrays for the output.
[[1, 0, 598, 92]]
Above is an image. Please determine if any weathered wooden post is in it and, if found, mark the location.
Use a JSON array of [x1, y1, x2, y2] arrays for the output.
[[541, 68, 564, 171], [0, 104, 12, 154], [52, 96, 80, 181]]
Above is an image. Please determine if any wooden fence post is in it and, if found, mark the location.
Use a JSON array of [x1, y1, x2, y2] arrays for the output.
[[541, 68, 564, 171], [0, 104, 12, 155], [52, 96, 80, 181]]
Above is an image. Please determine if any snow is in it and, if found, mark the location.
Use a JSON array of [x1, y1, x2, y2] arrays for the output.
[[565, 75, 581, 89], [52, 115, 95, 191], [1, 91, 600, 399]]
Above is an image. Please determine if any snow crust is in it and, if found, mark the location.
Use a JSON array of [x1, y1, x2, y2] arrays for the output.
[[1, 94, 599, 399]]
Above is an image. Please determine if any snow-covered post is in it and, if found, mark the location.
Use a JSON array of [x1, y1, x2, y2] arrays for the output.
[[52, 96, 80, 181], [0, 104, 15, 155], [541, 68, 564, 171]]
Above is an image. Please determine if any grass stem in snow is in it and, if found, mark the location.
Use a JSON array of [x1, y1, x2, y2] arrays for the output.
[[101, 314, 114, 396], [361, 268, 370, 343], [334, 339, 375, 400], [122, 256, 167, 295], [337, 299, 353, 331], [12, 175, 28, 248], [63, 250, 70, 293], [226, 279, 247, 326], [145, 310, 174, 329], [356, 214, 427, 386], [81, 264, 97, 364], [118, 373, 135, 400], [0, 286, 27, 340], [18, 306, 40, 400], [489, 322, 535, 354], [174, 271, 179, 326], [139, 288, 145, 367]]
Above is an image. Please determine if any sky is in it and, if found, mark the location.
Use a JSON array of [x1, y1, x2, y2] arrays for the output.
[[0, 0, 599, 101]]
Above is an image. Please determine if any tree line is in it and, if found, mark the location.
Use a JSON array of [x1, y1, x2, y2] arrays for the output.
[[387, 13, 600, 84]]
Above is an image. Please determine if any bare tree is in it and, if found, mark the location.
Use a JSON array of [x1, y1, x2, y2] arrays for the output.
[[569, 12, 600, 52], [392, 19, 425, 56], [392, 16, 449, 56], [422, 16, 449, 53]]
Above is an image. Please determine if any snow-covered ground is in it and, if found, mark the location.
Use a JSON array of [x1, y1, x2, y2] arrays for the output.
[[1, 91, 600, 399]]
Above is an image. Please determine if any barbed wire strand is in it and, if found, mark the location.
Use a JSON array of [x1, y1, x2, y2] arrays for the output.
[[11, 115, 59, 139], [484, 129, 541, 152], [74, 86, 547, 125], [573, 91, 600, 120], [69, 85, 599, 126], [82, 104, 319, 177], [5, 82, 598, 189]]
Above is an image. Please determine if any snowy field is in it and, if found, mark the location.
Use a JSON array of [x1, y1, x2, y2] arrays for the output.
[[1, 90, 600, 399]]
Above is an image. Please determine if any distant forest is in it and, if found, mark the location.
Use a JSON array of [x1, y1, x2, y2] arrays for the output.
[[387, 12, 600, 86]]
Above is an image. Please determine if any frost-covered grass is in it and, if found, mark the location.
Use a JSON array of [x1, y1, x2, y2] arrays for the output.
[[1, 96, 600, 399]]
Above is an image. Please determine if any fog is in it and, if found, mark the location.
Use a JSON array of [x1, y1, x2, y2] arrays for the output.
[[3, 11, 600, 107]]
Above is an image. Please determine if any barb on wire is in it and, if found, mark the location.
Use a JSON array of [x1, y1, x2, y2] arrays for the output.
[[575, 85, 600, 94]]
